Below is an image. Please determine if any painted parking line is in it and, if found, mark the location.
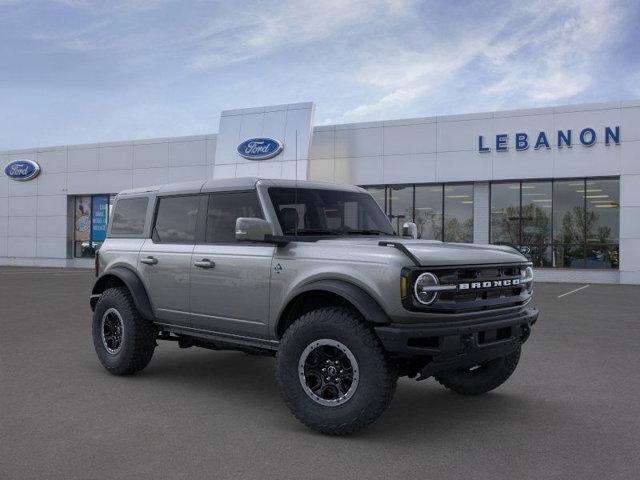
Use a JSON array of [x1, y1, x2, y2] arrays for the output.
[[557, 284, 590, 298]]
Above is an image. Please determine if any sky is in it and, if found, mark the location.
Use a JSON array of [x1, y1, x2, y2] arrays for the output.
[[1, 0, 639, 150]]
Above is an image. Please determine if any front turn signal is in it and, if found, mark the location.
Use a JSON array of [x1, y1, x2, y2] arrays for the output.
[[400, 276, 408, 299]]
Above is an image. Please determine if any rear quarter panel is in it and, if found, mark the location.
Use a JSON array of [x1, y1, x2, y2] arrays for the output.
[[99, 238, 146, 274]]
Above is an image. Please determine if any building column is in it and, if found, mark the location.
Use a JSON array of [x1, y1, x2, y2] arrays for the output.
[[619, 173, 640, 284], [473, 181, 489, 244]]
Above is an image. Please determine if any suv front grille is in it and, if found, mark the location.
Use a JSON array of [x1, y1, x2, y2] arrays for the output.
[[439, 265, 523, 302], [406, 263, 531, 314]]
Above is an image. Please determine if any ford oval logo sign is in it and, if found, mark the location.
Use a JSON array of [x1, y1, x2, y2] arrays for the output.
[[237, 137, 283, 160], [4, 159, 41, 181]]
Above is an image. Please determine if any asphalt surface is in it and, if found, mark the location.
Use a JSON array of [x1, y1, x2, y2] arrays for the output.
[[1, 267, 639, 480]]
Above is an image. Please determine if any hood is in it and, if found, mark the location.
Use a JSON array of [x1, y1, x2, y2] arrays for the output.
[[396, 239, 527, 266], [315, 237, 528, 266]]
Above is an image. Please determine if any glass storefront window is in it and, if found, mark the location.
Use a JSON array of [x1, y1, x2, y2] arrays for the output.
[[444, 184, 473, 243], [585, 178, 619, 269], [366, 178, 619, 269], [363, 183, 474, 242], [388, 185, 413, 234], [490, 183, 520, 245], [553, 180, 586, 245], [490, 178, 620, 269], [585, 179, 619, 243], [553, 180, 587, 268], [521, 181, 552, 266], [552, 244, 584, 268], [414, 185, 442, 240], [74, 194, 115, 258]]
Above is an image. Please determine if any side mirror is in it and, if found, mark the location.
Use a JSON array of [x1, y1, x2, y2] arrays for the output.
[[402, 222, 418, 239], [235, 217, 273, 242]]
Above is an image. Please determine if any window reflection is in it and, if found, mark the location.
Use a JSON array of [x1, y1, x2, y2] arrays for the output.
[[553, 180, 586, 246], [364, 178, 619, 269], [585, 179, 619, 268], [444, 184, 473, 243], [553, 180, 588, 268], [584, 244, 619, 269], [490, 183, 520, 245], [521, 181, 552, 266], [364, 183, 474, 242], [414, 185, 442, 240], [488, 178, 619, 270], [388, 186, 413, 234], [585, 179, 619, 243], [553, 244, 585, 268]]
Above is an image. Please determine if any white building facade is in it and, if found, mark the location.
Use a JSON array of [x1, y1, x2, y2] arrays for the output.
[[1, 100, 639, 284]]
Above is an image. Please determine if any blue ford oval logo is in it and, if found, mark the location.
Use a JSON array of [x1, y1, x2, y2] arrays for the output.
[[237, 137, 283, 160], [4, 159, 41, 181]]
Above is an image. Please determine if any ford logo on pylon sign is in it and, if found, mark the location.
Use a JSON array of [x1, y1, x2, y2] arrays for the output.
[[4, 159, 41, 181], [237, 137, 283, 160]]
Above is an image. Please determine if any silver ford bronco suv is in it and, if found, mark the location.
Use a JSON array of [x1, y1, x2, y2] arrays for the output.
[[90, 177, 538, 435]]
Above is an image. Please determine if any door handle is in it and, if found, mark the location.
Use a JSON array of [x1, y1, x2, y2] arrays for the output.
[[140, 256, 158, 265], [194, 259, 215, 269]]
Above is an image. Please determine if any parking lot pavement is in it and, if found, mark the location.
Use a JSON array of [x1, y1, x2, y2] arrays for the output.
[[1, 267, 639, 480]]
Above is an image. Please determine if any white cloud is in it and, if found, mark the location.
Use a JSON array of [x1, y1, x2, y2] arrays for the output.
[[337, 35, 494, 121], [482, 0, 621, 104], [334, 0, 625, 122], [191, 0, 414, 69], [52, 0, 173, 13], [0, 0, 633, 149], [339, 85, 429, 121]]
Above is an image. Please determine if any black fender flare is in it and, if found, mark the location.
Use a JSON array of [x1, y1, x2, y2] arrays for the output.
[[280, 279, 390, 326], [90, 266, 155, 321]]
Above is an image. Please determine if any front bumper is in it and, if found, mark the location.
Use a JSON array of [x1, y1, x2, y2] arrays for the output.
[[375, 307, 538, 377]]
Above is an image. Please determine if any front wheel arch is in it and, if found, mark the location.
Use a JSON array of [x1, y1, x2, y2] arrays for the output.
[[275, 280, 390, 339]]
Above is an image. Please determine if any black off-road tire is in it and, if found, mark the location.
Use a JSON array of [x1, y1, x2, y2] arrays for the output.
[[434, 347, 521, 395], [276, 307, 397, 435], [92, 287, 157, 375]]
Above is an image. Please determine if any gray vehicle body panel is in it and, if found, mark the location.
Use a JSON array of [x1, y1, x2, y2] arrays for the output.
[[95, 177, 532, 348], [190, 243, 275, 339]]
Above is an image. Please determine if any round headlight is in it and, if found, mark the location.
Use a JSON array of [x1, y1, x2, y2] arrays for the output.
[[521, 266, 534, 292], [413, 272, 439, 305]]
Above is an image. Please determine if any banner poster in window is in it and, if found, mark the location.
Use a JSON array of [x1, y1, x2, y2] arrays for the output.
[[75, 196, 91, 242], [91, 195, 109, 242]]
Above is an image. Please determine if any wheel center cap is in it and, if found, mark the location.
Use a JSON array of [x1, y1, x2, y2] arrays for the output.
[[327, 366, 337, 376]]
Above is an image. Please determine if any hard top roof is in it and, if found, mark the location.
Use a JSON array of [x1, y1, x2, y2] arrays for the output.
[[116, 177, 365, 197]]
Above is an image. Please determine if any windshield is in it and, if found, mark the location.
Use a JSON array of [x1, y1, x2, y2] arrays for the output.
[[268, 187, 395, 236]]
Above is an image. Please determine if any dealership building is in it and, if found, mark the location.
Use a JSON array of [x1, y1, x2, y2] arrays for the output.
[[1, 100, 639, 284]]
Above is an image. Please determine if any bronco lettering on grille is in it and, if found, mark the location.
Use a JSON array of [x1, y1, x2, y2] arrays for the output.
[[458, 278, 521, 290]]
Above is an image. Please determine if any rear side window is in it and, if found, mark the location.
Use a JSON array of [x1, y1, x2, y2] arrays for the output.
[[206, 192, 263, 243], [153, 195, 200, 244], [110, 197, 148, 236]]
